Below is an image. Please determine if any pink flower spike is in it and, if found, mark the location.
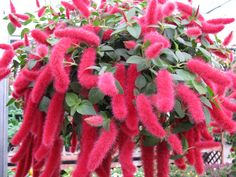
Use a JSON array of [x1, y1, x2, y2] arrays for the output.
[[36, 45, 48, 58], [0, 44, 12, 50], [186, 26, 202, 37], [8, 14, 21, 28], [145, 43, 163, 59], [167, 134, 183, 154], [195, 141, 221, 150], [84, 116, 103, 127], [207, 18, 235, 25], [155, 69, 175, 113], [162, 2, 175, 18], [72, 0, 90, 18], [223, 31, 233, 46], [36, 0, 40, 8], [24, 34, 29, 46], [10, 0, 16, 13], [13, 13, 30, 21], [201, 22, 224, 34], [98, 72, 118, 97], [38, 6, 46, 17], [31, 29, 49, 45], [146, 0, 158, 25], [124, 40, 137, 49], [61, 1, 76, 11]]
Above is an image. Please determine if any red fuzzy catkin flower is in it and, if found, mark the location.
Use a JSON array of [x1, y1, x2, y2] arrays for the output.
[[12, 41, 24, 50], [221, 97, 236, 112], [55, 28, 100, 47], [145, 0, 158, 25], [0, 68, 11, 81], [210, 103, 236, 132], [36, 0, 40, 8], [201, 22, 224, 34], [49, 38, 72, 93], [186, 26, 202, 37], [194, 149, 204, 175], [195, 141, 221, 150], [61, 1, 76, 11], [24, 34, 29, 46], [162, 2, 175, 18], [187, 59, 231, 86], [38, 6, 46, 17], [176, 84, 205, 124], [102, 29, 113, 41], [72, 0, 90, 18], [70, 131, 78, 153], [158, 0, 167, 4], [136, 94, 166, 138], [112, 64, 128, 120], [11, 134, 32, 163], [156, 141, 170, 177], [0, 49, 14, 68], [21, 68, 40, 81], [73, 121, 97, 177], [223, 31, 233, 46], [124, 40, 137, 49], [11, 98, 38, 145], [145, 43, 163, 59], [10, 0, 16, 13], [13, 13, 30, 21], [144, 31, 170, 48], [87, 121, 118, 172], [36, 44, 48, 58], [8, 14, 21, 28], [184, 129, 195, 165], [167, 134, 183, 154], [174, 157, 186, 170], [0, 44, 12, 50], [40, 138, 63, 177], [207, 18, 235, 25], [98, 72, 119, 97], [42, 92, 65, 147], [155, 69, 175, 113], [31, 29, 49, 45], [84, 115, 103, 127], [31, 66, 53, 104], [141, 140, 154, 177], [175, 2, 193, 17], [77, 47, 98, 89]]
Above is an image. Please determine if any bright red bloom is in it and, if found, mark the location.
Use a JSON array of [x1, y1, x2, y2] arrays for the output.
[[186, 26, 202, 37], [87, 121, 118, 171], [201, 22, 224, 34], [13, 13, 30, 21], [187, 59, 231, 86], [158, 0, 167, 4], [146, 0, 158, 25], [221, 97, 236, 112], [155, 69, 175, 113], [156, 141, 170, 177], [42, 92, 65, 147], [0, 44, 12, 50], [102, 29, 114, 41], [195, 141, 221, 150], [194, 149, 204, 175], [8, 14, 21, 28], [145, 43, 163, 59], [207, 18, 235, 25], [31, 66, 53, 104], [38, 6, 46, 17], [61, 1, 76, 11], [36, 0, 40, 8], [55, 28, 100, 47], [136, 94, 166, 138], [98, 72, 119, 97], [0, 68, 11, 81], [176, 84, 205, 124], [10, 0, 16, 13], [144, 31, 170, 48], [84, 116, 103, 127], [31, 29, 49, 45], [112, 94, 127, 120], [36, 44, 48, 58], [12, 41, 24, 50], [162, 2, 175, 17], [167, 134, 183, 154], [141, 143, 154, 177], [24, 34, 29, 46], [124, 40, 137, 49], [223, 31, 233, 46], [77, 47, 98, 89], [0, 49, 14, 68], [72, 0, 90, 17]]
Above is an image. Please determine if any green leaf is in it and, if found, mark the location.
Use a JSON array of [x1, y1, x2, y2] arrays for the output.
[[172, 121, 194, 133], [191, 80, 207, 95], [115, 80, 124, 94], [170, 154, 185, 160], [175, 51, 192, 62], [70, 105, 77, 116], [176, 69, 195, 81], [127, 55, 145, 64], [100, 45, 114, 52], [198, 47, 212, 60], [176, 37, 192, 47], [203, 106, 211, 125], [6, 98, 15, 106], [7, 23, 16, 35], [143, 135, 160, 146], [100, 111, 110, 130], [70, 82, 81, 94], [127, 23, 141, 39], [65, 93, 79, 107], [20, 28, 30, 39], [47, 38, 59, 45], [135, 75, 147, 89], [76, 100, 96, 115], [200, 96, 212, 108], [39, 96, 50, 112], [144, 82, 156, 95], [126, 8, 136, 21], [88, 87, 105, 104], [174, 100, 185, 118]]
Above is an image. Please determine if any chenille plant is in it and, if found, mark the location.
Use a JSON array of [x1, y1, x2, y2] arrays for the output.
[[0, 0, 236, 177]]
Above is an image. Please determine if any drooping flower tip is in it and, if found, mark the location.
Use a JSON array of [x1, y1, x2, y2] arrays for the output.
[[98, 72, 118, 97], [38, 6, 46, 17], [145, 0, 158, 25], [145, 43, 163, 59], [201, 22, 224, 34], [162, 2, 175, 17], [84, 115, 103, 127], [124, 40, 137, 49], [61, 1, 76, 11], [167, 134, 183, 154], [37, 44, 48, 58], [223, 31, 233, 46], [31, 29, 49, 45], [207, 18, 235, 25], [72, 0, 90, 18], [8, 14, 21, 28]]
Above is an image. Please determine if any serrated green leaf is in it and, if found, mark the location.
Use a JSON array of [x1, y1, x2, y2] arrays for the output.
[[76, 100, 96, 115], [88, 87, 105, 104], [135, 75, 147, 89], [65, 93, 79, 107], [127, 23, 141, 39], [7, 23, 16, 35]]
